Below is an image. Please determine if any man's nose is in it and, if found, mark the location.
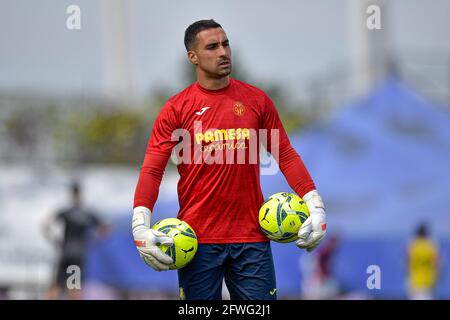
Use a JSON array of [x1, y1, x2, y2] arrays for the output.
[[218, 45, 229, 57]]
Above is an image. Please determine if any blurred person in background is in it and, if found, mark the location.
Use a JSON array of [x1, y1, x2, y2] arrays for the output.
[[43, 182, 108, 300], [0, 286, 10, 300], [406, 223, 440, 300], [301, 235, 340, 299]]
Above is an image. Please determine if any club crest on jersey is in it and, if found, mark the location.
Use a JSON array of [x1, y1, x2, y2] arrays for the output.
[[233, 101, 245, 116]]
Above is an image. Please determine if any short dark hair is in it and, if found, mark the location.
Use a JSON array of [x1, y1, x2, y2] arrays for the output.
[[416, 223, 428, 238], [184, 19, 222, 51]]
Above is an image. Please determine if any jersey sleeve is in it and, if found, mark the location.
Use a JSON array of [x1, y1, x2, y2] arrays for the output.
[[261, 93, 316, 197], [134, 101, 180, 211]]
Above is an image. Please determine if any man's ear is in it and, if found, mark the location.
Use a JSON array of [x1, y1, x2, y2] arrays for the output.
[[187, 51, 198, 65]]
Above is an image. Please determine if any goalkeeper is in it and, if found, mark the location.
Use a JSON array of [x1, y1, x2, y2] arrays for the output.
[[133, 19, 326, 300]]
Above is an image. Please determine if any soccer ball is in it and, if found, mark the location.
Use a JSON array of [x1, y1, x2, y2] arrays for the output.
[[151, 218, 198, 270], [259, 192, 310, 243]]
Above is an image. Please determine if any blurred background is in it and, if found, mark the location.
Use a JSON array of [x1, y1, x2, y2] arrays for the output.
[[0, 0, 449, 300]]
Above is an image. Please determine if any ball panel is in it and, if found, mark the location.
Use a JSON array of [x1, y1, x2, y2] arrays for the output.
[[259, 199, 281, 235], [151, 218, 198, 269], [258, 192, 310, 243], [280, 213, 302, 234]]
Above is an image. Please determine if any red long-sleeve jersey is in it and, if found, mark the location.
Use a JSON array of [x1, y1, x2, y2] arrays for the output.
[[134, 78, 316, 243]]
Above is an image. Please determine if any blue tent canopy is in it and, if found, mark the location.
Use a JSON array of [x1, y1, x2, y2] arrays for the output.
[[262, 78, 450, 238]]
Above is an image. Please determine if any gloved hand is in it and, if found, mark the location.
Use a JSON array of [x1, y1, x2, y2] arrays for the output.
[[132, 206, 174, 271], [296, 190, 327, 252]]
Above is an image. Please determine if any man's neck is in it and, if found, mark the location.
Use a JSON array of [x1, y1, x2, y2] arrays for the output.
[[197, 75, 230, 91]]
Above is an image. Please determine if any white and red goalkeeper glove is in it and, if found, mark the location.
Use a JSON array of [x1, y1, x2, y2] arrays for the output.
[[132, 206, 174, 271], [296, 190, 327, 252]]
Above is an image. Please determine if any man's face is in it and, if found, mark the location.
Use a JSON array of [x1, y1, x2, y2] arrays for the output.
[[189, 27, 232, 78]]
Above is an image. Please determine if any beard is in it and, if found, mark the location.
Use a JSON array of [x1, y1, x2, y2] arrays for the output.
[[201, 60, 232, 78], [216, 65, 232, 77]]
